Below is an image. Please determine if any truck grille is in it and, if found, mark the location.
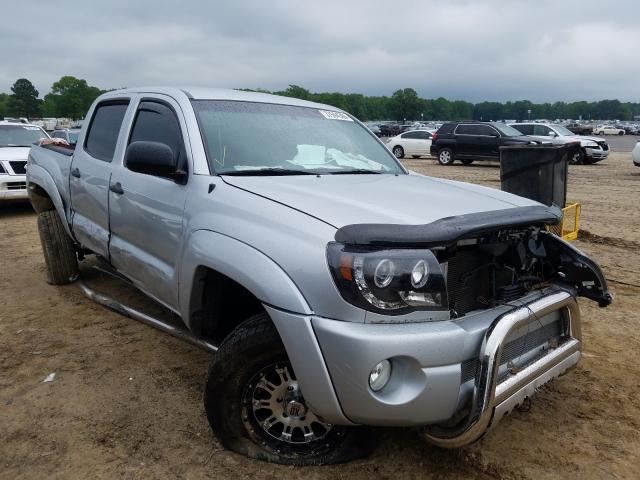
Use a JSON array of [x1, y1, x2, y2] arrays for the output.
[[9, 161, 27, 174], [460, 316, 566, 385], [6, 181, 27, 190]]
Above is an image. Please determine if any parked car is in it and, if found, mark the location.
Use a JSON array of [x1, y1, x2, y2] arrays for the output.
[[51, 128, 82, 144], [387, 130, 434, 158], [593, 125, 625, 135], [27, 87, 611, 465], [430, 121, 537, 165], [509, 123, 609, 164], [0, 121, 50, 201], [633, 139, 640, 167], [378, 123, 401, 137], [564, 123, 594, 135]]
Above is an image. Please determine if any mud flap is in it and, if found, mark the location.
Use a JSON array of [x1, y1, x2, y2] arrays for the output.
[[541, 231, 613, 307]]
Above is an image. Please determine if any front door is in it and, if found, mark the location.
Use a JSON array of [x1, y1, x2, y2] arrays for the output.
[[108, 97, 190, 310], [69, 99, 130, 258]]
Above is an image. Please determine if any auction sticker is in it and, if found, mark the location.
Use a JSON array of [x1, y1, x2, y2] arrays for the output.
[[319, 110, 353, 121]]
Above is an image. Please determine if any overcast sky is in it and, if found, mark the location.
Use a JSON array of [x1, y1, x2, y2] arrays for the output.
[[2, 0, 638, 102]]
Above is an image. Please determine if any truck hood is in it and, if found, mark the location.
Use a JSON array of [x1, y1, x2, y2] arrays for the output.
[[0, 146, 31, 161], [222, 172, 539, 229]]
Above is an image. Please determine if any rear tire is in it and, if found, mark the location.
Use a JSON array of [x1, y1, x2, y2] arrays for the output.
[[392, 146, 404, 159], [437, 148, 455, 165], [618, 131, 624, 136], [204, 313, 373, 465], [37, 210, 79, 285]]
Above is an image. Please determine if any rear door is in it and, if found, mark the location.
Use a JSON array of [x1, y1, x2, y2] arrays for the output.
[[69, 98, 130, 257], [108, 97, 190, 310], [454, 124, 480, 157], [414, 130, 432, 155]]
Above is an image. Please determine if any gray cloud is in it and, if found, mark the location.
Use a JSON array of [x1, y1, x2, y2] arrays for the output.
[[2, 0, 638, 102]]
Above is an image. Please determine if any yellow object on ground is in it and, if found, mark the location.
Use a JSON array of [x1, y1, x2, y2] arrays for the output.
[[546, 203, 581, 240]]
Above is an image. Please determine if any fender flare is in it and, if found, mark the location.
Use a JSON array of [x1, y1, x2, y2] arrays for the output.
[[26, 164, 73, 238], [179, 229, 312, 327]]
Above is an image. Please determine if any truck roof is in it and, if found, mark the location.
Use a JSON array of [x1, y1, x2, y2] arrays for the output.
[[103, 87, 343, 112]]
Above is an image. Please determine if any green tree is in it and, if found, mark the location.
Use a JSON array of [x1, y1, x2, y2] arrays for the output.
[[0, 93, 9, 118], [47, 76, 103, 119], [7, 78, 41, 118], [389, 88, 420, 121]]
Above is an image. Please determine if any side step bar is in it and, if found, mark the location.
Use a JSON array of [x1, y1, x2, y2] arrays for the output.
[[77, 280, 219, 353]]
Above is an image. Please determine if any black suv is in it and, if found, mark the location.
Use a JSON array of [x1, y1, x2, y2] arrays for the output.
[[430, 122, 536, 165]]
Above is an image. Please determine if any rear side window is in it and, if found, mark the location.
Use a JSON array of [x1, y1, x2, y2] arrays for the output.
[[401, 131, 420, 139], [455, 124, 476, 135], [85, 101, 129, 162]]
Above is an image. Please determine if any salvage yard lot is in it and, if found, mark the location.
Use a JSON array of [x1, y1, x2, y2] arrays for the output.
[[1, 152, 639, 479]]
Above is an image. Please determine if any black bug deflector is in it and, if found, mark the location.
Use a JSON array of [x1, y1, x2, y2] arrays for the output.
[[334, 205, 562, 248]]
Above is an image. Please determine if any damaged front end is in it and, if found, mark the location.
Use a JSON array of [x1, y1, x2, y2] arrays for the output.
[[334, 205, 612, 312], [334, 205, 612, 447]]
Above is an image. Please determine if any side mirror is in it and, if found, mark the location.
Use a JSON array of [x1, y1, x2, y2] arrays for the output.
[[125, 141, 183, 180], [548, 131, 557, 137]]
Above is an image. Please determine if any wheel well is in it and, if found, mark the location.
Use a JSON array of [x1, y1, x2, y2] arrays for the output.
[[27, 183, 55, 213], [189, 266, 265, 342]]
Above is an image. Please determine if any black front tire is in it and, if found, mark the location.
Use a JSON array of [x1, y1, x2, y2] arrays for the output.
[[570, 148, 585, 165], [37, 210, 79, 285], [204, 313, 373, 465]]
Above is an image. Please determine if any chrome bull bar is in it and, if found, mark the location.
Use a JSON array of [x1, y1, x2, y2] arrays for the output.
[[423, 289, 581, 448]]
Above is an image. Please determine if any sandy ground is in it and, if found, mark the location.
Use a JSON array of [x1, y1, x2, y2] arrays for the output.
[[1, 152, 639, 479]]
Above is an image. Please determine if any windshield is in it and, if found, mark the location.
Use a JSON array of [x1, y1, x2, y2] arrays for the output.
[[192, 100, 404, 175], [0, 125, 48, 147], [493, 123, 524, 137], [551, 125, 574, 136]]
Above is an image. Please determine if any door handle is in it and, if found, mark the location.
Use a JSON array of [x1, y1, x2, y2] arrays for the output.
[[109, 182, 124, 195], [71, 167, 81, 178]]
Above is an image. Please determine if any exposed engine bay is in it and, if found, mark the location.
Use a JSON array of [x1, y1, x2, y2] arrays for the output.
[[434, 227, 612, 318]]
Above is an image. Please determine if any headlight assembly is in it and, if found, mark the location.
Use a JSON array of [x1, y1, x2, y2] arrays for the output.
[[327, 243, 447, 315]]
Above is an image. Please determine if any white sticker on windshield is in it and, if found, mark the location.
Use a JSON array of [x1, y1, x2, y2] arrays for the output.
[[318, 110, 353, 121]]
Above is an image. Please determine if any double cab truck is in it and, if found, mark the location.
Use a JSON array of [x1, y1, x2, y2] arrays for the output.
[[27, 87, 612, 465]]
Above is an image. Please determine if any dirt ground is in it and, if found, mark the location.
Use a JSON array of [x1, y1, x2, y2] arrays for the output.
[[1, 152, 639, 479]]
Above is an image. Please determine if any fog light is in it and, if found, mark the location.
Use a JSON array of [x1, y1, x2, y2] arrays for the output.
[[369, 359, 392, 392]]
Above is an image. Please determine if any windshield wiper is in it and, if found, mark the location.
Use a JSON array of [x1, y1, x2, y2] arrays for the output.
[[221, 168, 318, 176], [324, 169, 382, 175]]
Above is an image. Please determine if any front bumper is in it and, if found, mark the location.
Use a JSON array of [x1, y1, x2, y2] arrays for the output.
[[0, 175, 28, 200], [269, 286, 581, 445], [584, 147, 609, 160]]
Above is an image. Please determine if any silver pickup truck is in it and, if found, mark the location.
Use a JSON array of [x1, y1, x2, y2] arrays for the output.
[[27, 87, 612, 465]]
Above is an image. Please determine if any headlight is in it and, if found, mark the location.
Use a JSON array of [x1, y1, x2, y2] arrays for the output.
[[327, 243, 448, 315]]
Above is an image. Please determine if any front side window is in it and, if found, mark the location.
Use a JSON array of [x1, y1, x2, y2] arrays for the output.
[[84, 101, 129, 162], [493, 123, 525, 137], [0, 125, 48, 147], [192, 100, 403, 175], [533, 125, 552, 136], [126, 100, 186, 175], [475, 125, 498, 136], [550, 125, 574, 136]]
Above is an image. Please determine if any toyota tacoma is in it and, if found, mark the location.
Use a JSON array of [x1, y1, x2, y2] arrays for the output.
[[26, 87, 612, 465]]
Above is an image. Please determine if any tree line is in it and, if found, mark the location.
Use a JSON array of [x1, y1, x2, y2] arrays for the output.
[[0, 77, 104, 120], [2, 78, 638, 122]]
